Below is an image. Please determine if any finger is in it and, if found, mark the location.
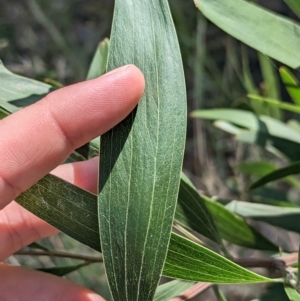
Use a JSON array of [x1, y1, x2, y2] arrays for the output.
[[0, 65, 145, 209], [0, 264, 106, 301], [0, 157, 99, 261]]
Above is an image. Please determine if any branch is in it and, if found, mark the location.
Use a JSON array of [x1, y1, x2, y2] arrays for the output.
[[15, 250, 103, 263]]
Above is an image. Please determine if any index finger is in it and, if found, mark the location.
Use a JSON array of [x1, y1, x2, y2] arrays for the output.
[[0, 65, 145, 209]]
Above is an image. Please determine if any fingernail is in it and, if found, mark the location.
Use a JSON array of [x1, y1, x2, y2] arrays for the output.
[[101, 64, 131, 78]]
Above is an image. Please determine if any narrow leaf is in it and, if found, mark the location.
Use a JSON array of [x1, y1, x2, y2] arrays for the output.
[[258, 53, 280, 100], [85, 39, 110, 159], [213, 285, 228, 301], [237, 161, 277, 178], [226, 201, 300, 234], [283, 0, 300, 19], [164, 233, 275, 283], [16, 174, 101, 252], [250, 161, 300, 190], [17, 176, 275, 283], [248, 94, 300, 114], [194, 0, 300, 69], [203, 196, 277, 251], [258, 53, 281, 119], [175, 175, 275, 250], [153, 280, 195, 301], [238, 161, 300, 191], [285, 286, 300, 301], [86, 38, 110, 80], [193, 109, 300, 161], [98, 1, 186, 301], [191, 109, 300, 144], [175, 173, 222, 245], [0, 61, 52, 111], [279, 67, 300, 105]]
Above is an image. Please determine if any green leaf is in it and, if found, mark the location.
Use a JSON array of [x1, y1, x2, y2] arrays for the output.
[[237, 161, 277, 178], [175, 173, 222, 245], [213, 285, 228, 301], [193, 109, 300, 161], [248, 94, 300, 114], [16, 174, 101, 252], [226, 201, 300, 234], [0, 107, 9, 119], [258, 53, 281, 119], [250, 161, 300, 190], [285, 286, 300, 301], [258, 53, 280, 100], [235, 131, 300, 162], [238, 161, 300, 190], [153, 280, 195, 301], [86, 38, 110, 80], [241, 46, 258, 95], [0, 61, 52, 111], [194, 0, 300, 69], [191, 109, 300, 143], [203, 196, 277, 251], [283, 0, 300, 19], [279, 67, 300, 105], [98, 1, 186, 300], [37, 262, 89, 277], [164, 233, 275, 283], [175, 174, 275, 250], [17, 175, 274, 284]]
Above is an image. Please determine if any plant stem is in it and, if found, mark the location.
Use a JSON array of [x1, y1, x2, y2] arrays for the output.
[[15, 250, 103, 263]]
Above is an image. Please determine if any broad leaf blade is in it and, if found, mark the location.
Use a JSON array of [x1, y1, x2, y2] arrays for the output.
[[98, 1, 186, 300], [194, 0, 300, 69], [165, 233, 275, 283], [250, 161, 300, 190]]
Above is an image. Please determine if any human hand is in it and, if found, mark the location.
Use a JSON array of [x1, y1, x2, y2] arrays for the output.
[[0, 65, 145, 300]]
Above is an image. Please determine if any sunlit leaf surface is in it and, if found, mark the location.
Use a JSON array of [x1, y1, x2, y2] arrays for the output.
[[194, 0, 300, 68], [164, 233, 275, 283]]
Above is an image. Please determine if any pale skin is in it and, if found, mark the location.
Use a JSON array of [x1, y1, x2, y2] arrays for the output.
[[0, 65, 145, 301]]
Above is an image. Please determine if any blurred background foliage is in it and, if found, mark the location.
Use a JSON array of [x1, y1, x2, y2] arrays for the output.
[[1, 0, 300, 300]]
